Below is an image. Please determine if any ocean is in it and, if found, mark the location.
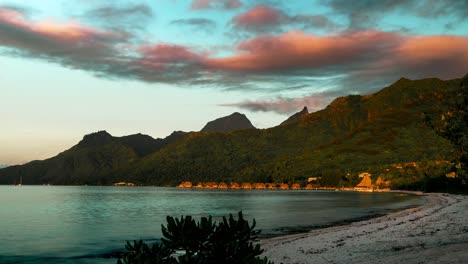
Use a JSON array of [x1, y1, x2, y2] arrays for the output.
[[0, 186, 423, 263]]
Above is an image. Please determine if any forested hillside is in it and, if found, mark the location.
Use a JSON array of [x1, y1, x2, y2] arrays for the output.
[[1, 76, 465, 188]]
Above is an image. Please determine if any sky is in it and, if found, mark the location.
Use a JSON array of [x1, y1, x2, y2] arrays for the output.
[[0, 0, 467, 165]]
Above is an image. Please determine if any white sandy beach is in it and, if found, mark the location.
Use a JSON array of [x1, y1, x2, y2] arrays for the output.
[[261, 193, 468, 264]]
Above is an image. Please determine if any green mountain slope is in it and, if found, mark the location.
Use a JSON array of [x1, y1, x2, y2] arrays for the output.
[[0, 131, 188, 185], [0, 76, 464, 186], [115, 77, 461, 186]]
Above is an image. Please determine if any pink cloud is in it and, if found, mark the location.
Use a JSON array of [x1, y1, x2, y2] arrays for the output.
[[222, 92, 336, 114], [204, 30, 468, 82], [230, 6, 337, 33], [0, 8, 27, 26], [0, 7, 122, 41], [1, 6, 467, 92], [191, 0, 242, 10], [205, 30, 400, 72], [232, 5, 281, 28], [137, 44, 205, 69], [0, 7, 134, 81]]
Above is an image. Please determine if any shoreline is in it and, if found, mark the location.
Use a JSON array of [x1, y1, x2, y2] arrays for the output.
[[260, 192, 468, 263]]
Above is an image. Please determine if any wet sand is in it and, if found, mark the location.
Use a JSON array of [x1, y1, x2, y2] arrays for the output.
[[260, 193, 468, 264]]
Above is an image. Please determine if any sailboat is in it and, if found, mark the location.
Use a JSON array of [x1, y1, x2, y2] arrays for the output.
[[17, 176, 22, 187]]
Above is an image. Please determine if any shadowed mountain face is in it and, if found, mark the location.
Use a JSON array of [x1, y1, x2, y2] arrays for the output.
[[281, 106, 309, 126], [201, 112, 256, 132], [0, 75, 465, 186], [0, 131, 188, 185]]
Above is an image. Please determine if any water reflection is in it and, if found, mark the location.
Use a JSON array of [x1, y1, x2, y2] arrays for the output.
[[0, 186, 423, 263]]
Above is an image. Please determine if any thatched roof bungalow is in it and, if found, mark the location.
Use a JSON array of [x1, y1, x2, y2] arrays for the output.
[[177, 182, 193, 188], [279, 183, 289, 190], [253, 183, 266, 189], [218, 182, 228, 189], [204, 182, 218, 189], [266, 183, 277, 189], [241, 182, 252, 189], [230, 182, 240, 189], [355, 174, 374, 191], [291, 183, 301, 190], [194, 182, 204, 188]]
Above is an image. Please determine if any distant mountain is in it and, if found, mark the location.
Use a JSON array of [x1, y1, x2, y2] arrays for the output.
[[0, 131, 188, 185], [280, 106, 309, 126], [1, 75, 466, 187], [201, 112, 256, 132], [0, 164, 8, 169]]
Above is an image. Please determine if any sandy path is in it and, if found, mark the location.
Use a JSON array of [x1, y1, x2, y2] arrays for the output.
[[260, 193, 468, 264]]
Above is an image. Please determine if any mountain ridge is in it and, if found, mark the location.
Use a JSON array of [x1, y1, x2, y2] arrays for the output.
[[201, 112, 256, 132], [280, 106, 309, 126], [0, 75, 465, 187]]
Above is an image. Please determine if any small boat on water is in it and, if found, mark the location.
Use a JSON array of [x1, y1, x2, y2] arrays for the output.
[[17, 176, 22, 187]]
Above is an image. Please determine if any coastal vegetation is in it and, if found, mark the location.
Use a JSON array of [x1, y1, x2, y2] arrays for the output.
[[1, 75, 467, 192], [118, 212, 276, 264]]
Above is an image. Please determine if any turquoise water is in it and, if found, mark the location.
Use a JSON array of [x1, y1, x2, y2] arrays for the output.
[[0, 186, 423, 263]]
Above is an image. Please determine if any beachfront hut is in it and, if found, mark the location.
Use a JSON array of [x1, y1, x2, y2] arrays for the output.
[[194, 182, 203, 188], [253, 183, 266, 189], [305, 184, 314, 190], [230, 182, 240, 189], [114, 182, 127, 186], [355, 174, 373, 191], [279, 183, 289, 190], [177, 182, 193, 188], [291, 183, 301, 190], [266, 183, 277, 189], [204, 182, 218, 189], [241, 182, 252, 189], [218, 182, 228, 189], [358, 172, 372, 178]]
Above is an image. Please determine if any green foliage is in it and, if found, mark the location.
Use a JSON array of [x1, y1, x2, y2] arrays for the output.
[[118, 212, 277, 264], [439, 75, 468, 167], [118, 240, 176, 264]]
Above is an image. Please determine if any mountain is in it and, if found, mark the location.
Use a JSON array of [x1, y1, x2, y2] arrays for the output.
[[0, 131, 188, 185], [0, 75, 466, 187], [201, 112, 256, 132], [116, 76, 461, 186], [0, 164, 8, 169], [280, 106, 309, 126]]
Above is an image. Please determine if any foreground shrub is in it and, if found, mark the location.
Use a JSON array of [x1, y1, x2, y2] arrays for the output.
[[118, 212, 276, 264]]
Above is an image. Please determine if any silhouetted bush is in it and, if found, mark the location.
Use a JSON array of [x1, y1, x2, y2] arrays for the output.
[[118, 212, 277, 264]]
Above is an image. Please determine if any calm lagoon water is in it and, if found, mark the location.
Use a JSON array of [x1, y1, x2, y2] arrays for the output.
[[0, 186, 423, 263]]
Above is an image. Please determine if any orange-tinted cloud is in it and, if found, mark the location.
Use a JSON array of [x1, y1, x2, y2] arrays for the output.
[[0, 7, 134, 80], [232, 5, 281, 28], [1, 5, 467, 93], [206, 30, 401, 72], [205, 30, 468, 83], [231, 6, 337, 33], [191, 0, 242, 10], [0, 7, 121, 41], [138, 44, 205, 69]]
